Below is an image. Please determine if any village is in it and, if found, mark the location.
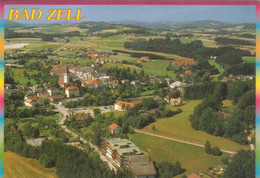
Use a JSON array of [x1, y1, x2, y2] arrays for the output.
[[4, 14, 256, 178]]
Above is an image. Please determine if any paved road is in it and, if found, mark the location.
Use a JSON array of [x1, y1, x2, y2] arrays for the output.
[[134, 130, 237, 154], [53, 43, 69, 53], [54, 104, 117, 171]]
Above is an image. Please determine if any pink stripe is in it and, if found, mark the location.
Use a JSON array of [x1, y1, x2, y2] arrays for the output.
[[0, 5, 4, 18], [257, 96, 260, 114], [2, 0, 259, 5]]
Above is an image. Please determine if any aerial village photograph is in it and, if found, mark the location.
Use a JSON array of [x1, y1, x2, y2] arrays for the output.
[[3, 5, 256, 178]]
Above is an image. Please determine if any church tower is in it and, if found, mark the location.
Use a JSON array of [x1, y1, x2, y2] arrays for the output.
[[64, 67, 69, 84]]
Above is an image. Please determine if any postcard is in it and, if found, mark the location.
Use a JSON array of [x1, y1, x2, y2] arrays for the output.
[[0, 0, 258, 177]]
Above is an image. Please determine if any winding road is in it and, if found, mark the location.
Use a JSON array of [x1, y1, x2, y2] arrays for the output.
[[53, 104, 117, 171]]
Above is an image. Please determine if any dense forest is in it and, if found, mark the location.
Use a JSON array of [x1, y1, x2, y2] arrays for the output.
[[124, 38, 252, 59], [189, 80, 255, 144], [4, 124, 133, 178], [215, 37, 255, 46]]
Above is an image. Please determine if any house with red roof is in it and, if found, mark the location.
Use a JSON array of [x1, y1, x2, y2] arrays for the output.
[[170, 98, 182, 106], [65, 86, 80, 98], [188, 173, 201, 178], [24, 96, 40, 107], [114, 100, 142, 111], [108, 123, 121, 135]]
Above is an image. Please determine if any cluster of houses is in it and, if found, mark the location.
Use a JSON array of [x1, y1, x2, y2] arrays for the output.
[[222, 74, 254, 83], [49, 64, 118, 89], [172, 58, 197, 66], [137, 56, 149, 63], [102, 138, 157, 178], [23, 86, 81, 107]]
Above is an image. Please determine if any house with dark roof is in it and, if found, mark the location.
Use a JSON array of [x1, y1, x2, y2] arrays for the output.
[[125, 155, 157, 178], [49, 95, 65, 103]]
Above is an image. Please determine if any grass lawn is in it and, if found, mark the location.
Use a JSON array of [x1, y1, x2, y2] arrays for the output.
[[11, 68, 38, 85], [104, 111, 125, 118], [4, 151, 58, 178], [57, 58, 94, 65], [130, 133, 226, 176], [102, 62, 142, 72], [142, 100, 249, 152], [142, 60, 176, 78], [140, 89, 155, 96], [209, 59, 225, 81], [44, 115, 60, 122], [242, 56, 256, 63]]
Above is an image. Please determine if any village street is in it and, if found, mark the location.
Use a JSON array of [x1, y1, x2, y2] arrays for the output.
[[53, 104, 117, 171]]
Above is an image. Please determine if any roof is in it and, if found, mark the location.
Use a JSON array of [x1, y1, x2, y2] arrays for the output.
[[185, 70, 192, 74], [129, 160, 157, 176], [170, 98, 182, 104], [115, 100, 142, 108], [188, 173, 201, 178], [50, 95, 65, 100], [86, 79, 103, 86], [109, 123, 119, 130], [66, 86, 79, 91], [164, 96, 170, 101], [105, 138, 142, 156], [25, 96, 39, 103], [58, 76, 64, 85], [38, 92, 49, 96]]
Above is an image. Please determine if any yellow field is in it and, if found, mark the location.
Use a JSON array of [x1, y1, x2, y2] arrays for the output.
[[4, 151, 58, 178]]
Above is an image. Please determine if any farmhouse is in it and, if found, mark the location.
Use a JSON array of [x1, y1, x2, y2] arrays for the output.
[[49, 95, 65, 103], [170, 98, 182, 106], [65, 86, 80, 98], [169, 81, 187, 90], [24, 96, 40, 107], [108, 123, 120, 135], [114, 100, 142, 111]]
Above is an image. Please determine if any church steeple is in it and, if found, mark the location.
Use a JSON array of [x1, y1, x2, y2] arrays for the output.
[[64, 67, 69, 84]]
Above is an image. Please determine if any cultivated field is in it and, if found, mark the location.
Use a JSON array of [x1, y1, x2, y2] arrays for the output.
[[141, 100, 249, 151], [4, 151, 58, 178], [130, 133, 226, 176]]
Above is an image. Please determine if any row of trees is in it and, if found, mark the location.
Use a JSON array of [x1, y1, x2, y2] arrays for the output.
[[223, 62, 255, 76], [5, 29, 81, 39], [215, 37, 255, 46]]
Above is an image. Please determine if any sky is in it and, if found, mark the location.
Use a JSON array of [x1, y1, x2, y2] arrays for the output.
[[4, 5, 256, 24]]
